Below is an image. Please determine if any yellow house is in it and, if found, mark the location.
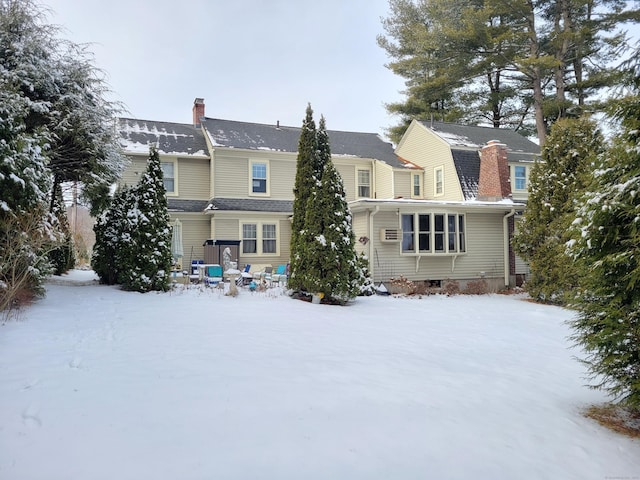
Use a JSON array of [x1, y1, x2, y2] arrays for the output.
[[118, 100, 539, 288]]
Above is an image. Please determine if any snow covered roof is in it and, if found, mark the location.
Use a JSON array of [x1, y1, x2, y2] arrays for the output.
[[422, 121, 540, 158], [167, 199, 210, 213], [451, 149, 480, 201], [202, 118, 403, 167], [118, 118, 209, 157]]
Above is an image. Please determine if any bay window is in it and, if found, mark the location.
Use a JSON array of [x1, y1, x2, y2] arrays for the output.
[[400, 213, 466, 254]]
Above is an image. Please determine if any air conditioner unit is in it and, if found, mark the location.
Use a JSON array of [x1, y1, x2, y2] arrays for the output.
[[380, 228, 402, 243]]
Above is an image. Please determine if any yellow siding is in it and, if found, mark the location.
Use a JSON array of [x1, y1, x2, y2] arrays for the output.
[[269, 156, 297, 199], [171, 214, 211, 263], [119, 155, 147, 188], [374, 161, 394, 199], [177, 158, 209, 200], [393, 170, 412, 199], [395, 121, 464, 201], [335, 162, 357, 202], [214, 153, 248, 197], [367, 209, 506, 284]]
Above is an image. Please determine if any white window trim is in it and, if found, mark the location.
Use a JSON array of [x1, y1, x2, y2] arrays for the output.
[[161, 159, 179, 196], [434, 166, 444, 197], [240, 220, 280, 256], [249, 159, 270, 197], [357, 169, 371, 198], [400, 212, 466, 256], [411, 173, 423, 199]]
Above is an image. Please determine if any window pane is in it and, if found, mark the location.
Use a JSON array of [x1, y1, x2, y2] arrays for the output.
[[448, 214, 457, 251], [161, 162, 174, 177], [252, 163, 267, 193], [262, 224, 276, 253], [253, 179, 266, 193], [515, 166, 526, 190], [435, 168, 443, 195], [401, 214, 414, 252], [163, 179, 174, 192], [418, 214, 430, 252], [458, 215, 466, 252], [434, 214, 444, 252], [242, 224, 257, 254], [413, 175, 421, 196], [358, 170, 370, 197]]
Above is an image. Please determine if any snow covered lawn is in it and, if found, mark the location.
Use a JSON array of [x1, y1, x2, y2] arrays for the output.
[[1, 276, 638, 479]]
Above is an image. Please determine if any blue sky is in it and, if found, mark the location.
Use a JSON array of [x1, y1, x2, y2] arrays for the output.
[[44, 0, 405, 137]]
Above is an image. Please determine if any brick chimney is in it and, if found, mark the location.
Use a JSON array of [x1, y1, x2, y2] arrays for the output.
[[193, 98, 205, 127], [477, 140, 511, 201]]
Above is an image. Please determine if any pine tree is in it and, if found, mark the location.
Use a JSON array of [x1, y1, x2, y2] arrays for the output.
[[513, 117, 602, 304], [289, 104, 318, 292], [118, 147, 172, 292], [568, 60, 640, 407]]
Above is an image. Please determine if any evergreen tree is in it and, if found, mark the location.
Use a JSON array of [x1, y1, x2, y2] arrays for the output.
[[48, 182, 76, 275], [118, 147, 173, 293], [302, 117, 359, 304], [378, 0, 633, 144], [0, 0, 125, 215], [356, 253, 375, 296], [513, 117, 603, 304], [289, 104, 318, 292], [92, 186, 132, 285], [568, 54, 640, 407]]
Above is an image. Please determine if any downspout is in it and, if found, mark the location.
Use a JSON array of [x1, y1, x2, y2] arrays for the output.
[[369, 206, 380, 280], [503, 209, 516, 287]]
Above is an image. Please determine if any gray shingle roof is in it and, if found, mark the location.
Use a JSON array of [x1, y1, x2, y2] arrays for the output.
[[168, 199, 210, 212], [451, 149, 480, 201], [207, 198, 293, 213], [118, 118, 208, 157], [421, 121, 540, 157], [202, 118, 403, 167]]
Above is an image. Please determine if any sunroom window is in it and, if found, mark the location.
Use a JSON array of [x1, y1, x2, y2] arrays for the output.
[[401, 213, 466, 255]]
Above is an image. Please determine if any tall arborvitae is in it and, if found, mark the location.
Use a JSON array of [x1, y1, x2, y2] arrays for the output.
[[92, 186, 132, 285], [289, 104, 318, 292], [48, 182, 75, 275], [119, 147, 172, 292], [513, 117, 602, 304], [568, 62, 640, 407], [304, 116, 359, 303]]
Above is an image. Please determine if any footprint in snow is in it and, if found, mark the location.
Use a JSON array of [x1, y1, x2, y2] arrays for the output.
[[69, 356, 82, 369], [22, 404, 42, 428]]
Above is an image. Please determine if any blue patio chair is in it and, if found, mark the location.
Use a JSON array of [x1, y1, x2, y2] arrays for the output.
[[204, 264, 223, 286]]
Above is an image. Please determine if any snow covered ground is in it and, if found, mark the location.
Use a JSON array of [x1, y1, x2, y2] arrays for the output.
[[1, 272, 638, 479]]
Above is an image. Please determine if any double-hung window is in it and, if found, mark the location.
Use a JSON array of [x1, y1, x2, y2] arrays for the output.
[[242, 222, 278, 255], [251, 161, 268, 194], [358, 170, 371, 198], [514, 166, 527, 190], [161, 161, 176, 194], [262, 224, 276, 254], [434, 166, 444, 196], [412, 173, 422, 198], [401, 213, 466, 254], [242, 224, 257, 254]]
